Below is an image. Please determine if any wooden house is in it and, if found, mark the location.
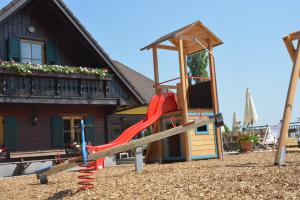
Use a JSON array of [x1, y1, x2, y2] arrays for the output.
[[0, 0, 152, 160]]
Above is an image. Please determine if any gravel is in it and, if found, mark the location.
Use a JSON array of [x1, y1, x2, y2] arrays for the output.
[[1, 151, 300, 200]]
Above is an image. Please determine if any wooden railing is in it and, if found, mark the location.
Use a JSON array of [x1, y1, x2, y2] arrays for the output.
[[0, 70, 118, 104]]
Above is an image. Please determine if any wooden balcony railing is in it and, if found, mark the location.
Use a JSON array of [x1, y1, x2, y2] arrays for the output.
[[0, 69, 122, 105]]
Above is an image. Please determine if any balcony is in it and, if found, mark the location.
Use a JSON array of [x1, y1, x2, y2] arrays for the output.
[[0, 68, 119, 105]]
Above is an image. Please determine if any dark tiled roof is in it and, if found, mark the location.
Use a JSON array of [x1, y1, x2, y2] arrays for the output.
[[113, 60, 155, 104]]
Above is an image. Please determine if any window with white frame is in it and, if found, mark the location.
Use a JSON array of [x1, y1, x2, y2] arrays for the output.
[[20, 40, 44, 64]]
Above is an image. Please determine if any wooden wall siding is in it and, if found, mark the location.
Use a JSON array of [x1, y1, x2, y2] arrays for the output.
[[0, 104, 109, 150], [0, 0, 100, 67], [0, 0, 138, 106], [188, 116, 217, 157]]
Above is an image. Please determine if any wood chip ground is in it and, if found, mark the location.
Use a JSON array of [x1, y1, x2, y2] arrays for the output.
[[1, 151, 300, 200]]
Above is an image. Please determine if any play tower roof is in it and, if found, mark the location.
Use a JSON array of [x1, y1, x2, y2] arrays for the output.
[[141, 20, 223, 55]]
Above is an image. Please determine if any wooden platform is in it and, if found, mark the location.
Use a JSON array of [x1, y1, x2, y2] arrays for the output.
[[286, 138, 298, 147], [10, 149, 66, 159], [286, 147, 300, 153]]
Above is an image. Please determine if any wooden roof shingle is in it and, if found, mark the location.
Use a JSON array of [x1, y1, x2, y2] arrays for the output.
[[113, 60, 155, 104]]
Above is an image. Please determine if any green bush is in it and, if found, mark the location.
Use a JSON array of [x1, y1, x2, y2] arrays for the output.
[[238, 133, 259, 144]]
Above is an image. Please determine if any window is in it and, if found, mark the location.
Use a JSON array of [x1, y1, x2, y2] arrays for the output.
[[63, 116, 84, 144], [195, 125, 209, 135], [21, 40, 44, 64]]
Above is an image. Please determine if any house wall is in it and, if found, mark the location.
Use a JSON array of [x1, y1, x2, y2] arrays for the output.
[[0, 103, 109, 151], [0, 0, 102, 67], [0, 0, 139, 106]]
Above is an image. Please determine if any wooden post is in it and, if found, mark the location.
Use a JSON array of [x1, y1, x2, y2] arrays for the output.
[[151, 46, 162, 163], [183, 50, 190, 105], [178, 39, 191, 161], [275, 39, 300, 165], [208, 40, 223, 159], [152, 47, 160, 94]]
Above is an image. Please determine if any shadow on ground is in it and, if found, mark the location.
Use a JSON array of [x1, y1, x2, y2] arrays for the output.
[[47, 189, 73, 200]]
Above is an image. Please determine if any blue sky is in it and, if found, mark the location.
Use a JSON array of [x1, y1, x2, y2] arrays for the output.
[[1, 0, 300, 127]]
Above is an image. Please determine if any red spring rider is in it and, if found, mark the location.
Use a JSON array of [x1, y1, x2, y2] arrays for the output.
[[77, 120, 96, 191]]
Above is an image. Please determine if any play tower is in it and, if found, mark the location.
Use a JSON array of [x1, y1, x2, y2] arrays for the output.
[[141, 21, 223, 162]]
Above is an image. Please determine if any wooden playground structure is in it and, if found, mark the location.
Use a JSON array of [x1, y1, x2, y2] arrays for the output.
[[275, 30, 300, 165], [37, 21, 225, 188], [141, 21, 223, 162]]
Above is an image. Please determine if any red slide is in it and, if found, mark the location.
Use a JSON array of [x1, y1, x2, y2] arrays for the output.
[[87, 92, 178, 169]]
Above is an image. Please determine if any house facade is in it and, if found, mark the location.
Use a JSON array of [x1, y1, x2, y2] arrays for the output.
[[0, 0, 150, 154]]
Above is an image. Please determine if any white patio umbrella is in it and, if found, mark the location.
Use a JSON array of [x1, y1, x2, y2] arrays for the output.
[[244, 88, 258, 127], [232, 112, 241, 132]]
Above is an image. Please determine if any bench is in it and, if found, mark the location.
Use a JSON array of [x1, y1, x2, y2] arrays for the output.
[[9, 149, 66, 159]]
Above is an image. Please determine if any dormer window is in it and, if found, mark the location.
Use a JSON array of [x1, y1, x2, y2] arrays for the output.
[[20, 40, 44, 64]]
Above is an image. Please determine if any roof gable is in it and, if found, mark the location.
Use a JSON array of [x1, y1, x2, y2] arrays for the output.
[[0, 0, 146, 104], [141, 20, 223, 55]]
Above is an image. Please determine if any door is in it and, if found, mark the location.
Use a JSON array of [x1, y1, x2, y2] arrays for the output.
[[165, 122, 182, 160], [168, 134, 182, 157]]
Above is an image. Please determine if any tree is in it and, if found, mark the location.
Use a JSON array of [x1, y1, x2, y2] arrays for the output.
[[222, 124, 231, 139], [224, 124, 231, 133], [187, 51, 209, 85]]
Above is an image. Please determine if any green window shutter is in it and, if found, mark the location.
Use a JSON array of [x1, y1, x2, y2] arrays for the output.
[[51, 115, 64, 148], [46, 42, 59, 65], [4, 116, 17, 150], [84, 115, 95, 145], [7, 37, 21, 62]]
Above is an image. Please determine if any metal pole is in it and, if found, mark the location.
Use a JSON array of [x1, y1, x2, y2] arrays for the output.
[[81, 120, 88, 167], [135, 146, 143, 173]]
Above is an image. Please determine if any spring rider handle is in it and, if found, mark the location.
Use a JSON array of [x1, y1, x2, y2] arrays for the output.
[[81, 120, 88, 167]]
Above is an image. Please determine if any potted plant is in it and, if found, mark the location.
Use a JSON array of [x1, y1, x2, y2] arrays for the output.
[[238, 133, 259, 152]]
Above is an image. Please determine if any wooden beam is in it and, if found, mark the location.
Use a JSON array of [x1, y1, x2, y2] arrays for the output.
[[152, 47, 160, 94], [170, 38, 179, 48], [283, 37, 297, 62], [287, 31, 300, 41], [153, 85, 177, 90], [177, 35, 210, 55], [42, 118, 215, 177], [89, 119, 213, 161], [275, 40, 300, 165], [177, 35, 209, 48], [151, 46, 162, 163], [156, 44, 178, 51], [178, 39, 191, 161], [208, 40, 223, 160], [0, 97, 118, 105]]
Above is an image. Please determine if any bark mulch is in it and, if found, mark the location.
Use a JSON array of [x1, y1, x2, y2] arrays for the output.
[[1, 151, 300, 200]]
